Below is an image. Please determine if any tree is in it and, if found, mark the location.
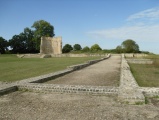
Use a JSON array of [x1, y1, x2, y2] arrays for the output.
[[0, 37, 8, 54], [82, 46, 90, 52], [90, 44, 102, 52], [32, 20, 55, 51], [121, 39, 139, 53], [62, 44, 73, 53], [9, 28, 36, 53], [23, 27, 36, 53], [9, 34, 27, 53], [73, 44, 82, 51], [115, 45, 123, 53]]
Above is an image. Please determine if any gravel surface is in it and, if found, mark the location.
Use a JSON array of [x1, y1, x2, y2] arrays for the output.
[[0, 82, 12, 88], [0, 91, 159, 120], [46, 55, 121, 86]]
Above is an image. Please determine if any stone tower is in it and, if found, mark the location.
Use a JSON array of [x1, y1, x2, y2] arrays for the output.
[[40, 36, 62, 54]]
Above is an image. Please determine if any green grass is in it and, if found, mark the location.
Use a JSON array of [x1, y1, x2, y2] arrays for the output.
[[154, 96, 159, 99], [0, 54, 102, 82], [135, 101, 145, 105], [129, 55, 159, 87], [145, 97, 149, 104]]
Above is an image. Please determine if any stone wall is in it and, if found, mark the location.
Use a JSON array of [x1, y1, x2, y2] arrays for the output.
[[0, 84, 18, 96], [118, 54, 145, 104], [17, 53, 108, 58], [124, 53, 148, 58], [51, 54, 108, 57], [67, 56, 110, 71], [18, 83, 118, 95], [126, 59, 153, 64], [40, 36, 62, 54], [139, 87, 159, 97]]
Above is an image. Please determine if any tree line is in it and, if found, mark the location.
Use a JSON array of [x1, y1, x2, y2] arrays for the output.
[[62, 39, 142, 54], [0, 19, 144, 54], [62, 44, 102, 53], [0, 20, 54, 54]]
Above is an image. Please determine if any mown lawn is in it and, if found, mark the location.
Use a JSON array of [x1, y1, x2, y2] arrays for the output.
[[0, 54, 102, 82], [129, 55, 159, 87]]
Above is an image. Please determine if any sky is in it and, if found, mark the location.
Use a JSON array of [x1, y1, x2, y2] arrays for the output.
[[0, 0, 159, 54]]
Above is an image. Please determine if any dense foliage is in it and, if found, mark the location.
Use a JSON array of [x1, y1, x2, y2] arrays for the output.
[[62, 44, 73, 53], [90, 44, 102, 52], [9, 28, 37, 53], [32, 20, 55, 51], [0, 37, 8, 54], [116, 39, 140, 53], [82, 46, 90, 52], [122, 39, 139, 53], [73, 44, 82, 51]]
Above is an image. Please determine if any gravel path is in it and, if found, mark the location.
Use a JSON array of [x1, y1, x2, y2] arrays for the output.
[[46, 55, 121, 86], [0, 91, 159, 120]]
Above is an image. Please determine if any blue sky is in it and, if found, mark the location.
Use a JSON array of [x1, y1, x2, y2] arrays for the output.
[[0, 0, 159, 54]]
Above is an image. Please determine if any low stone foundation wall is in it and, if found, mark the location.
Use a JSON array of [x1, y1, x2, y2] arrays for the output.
[[118, 54, 145, 104], [0, 84, 18, 96], [127, 59, 153, 64], [139, 87, 159, 97], [124, 53, 148, 58], [17, 53, 109, 58], [17, 54, 42, 58], [67, 56, 110, 71], [18, 83, 118, 95], [67, 63, 89, 71], [51, 54, 108, 57], [17, 53, 148, 58]]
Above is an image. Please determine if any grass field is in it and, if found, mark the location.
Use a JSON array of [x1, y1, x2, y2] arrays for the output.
[[0, 54, 102, 82], [129, 54, 159, 87]]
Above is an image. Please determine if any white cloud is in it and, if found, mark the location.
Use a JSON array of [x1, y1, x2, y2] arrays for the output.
[[87, 7, 159, 42], [127, 7, 159, 21], [87, 25, 159, 42]]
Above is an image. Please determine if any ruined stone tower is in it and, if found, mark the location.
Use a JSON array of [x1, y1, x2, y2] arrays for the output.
[[40, 36, 62, 54]]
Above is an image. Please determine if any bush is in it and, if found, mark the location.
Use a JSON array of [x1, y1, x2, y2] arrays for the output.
[[73, 44, 82, 51], [90, 44, 102, 52], [82, 46, 90, 52], [62, 44, 73, 53]]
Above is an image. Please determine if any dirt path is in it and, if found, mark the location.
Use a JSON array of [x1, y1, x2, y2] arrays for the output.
[[0, 91, 159, 120], [46, 55, 121, 86]]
